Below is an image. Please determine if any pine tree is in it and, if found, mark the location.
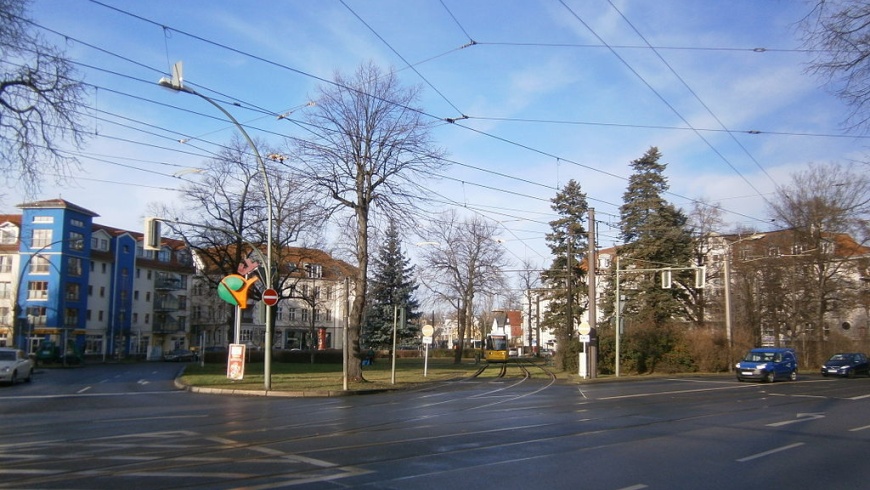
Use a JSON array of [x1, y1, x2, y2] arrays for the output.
[[541, 179, 589, 371], [363, 221, 421, 350], [616, 147, 695, 372]]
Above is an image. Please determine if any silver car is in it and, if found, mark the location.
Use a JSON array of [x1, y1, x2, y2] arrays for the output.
[[0, 348, 34, 385]]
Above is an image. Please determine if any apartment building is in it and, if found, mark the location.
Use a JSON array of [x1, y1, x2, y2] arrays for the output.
[[0, 199, 193, 360]]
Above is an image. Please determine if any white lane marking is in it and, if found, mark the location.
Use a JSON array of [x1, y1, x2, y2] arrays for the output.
[[616, 485, 648, 490], [77, 386, 91, 394], [766, 413, 824, 427], [849, 424, 870, 432], [737, 442, 805, 462]]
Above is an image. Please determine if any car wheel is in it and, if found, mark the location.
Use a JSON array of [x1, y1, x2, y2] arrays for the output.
[[846, 369, 855, 378], [765, 371, 776, 383], [25, 368, 32, 383], [789, 370, 797, 381], [10, 371, 17, 385], [822, 373, 828, 377]]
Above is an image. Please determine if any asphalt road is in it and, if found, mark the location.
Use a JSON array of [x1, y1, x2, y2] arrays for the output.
[[1, 362, 869, 489]]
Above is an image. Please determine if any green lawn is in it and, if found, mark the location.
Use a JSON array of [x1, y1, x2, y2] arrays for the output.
[[178, 357, 488, 393]]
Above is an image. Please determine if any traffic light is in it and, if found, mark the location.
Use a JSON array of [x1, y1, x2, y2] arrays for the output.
[[661, 269, 672, 289], [218, 274, 260, 309], [144, 217, 162, 251]]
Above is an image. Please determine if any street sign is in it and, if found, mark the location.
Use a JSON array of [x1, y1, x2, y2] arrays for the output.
[[262, 288, 279, 306], [422, 324, 435, 337], [579, 334, 591, 343], [578, 321, 591, 335]]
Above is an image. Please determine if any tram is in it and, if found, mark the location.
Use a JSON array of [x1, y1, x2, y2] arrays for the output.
[[484, 332, 509, 363]]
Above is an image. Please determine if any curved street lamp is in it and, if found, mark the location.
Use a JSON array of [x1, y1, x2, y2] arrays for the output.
[[158, 62, 275, 390]]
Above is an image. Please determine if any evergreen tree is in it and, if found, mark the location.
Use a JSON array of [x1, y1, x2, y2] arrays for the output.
[[363, 221, 421, 350], [541, 179, 589, 371], [616, 147, 696, 372]]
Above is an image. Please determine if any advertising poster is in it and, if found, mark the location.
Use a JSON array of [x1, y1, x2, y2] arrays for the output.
[[227, 343, 246, 380]]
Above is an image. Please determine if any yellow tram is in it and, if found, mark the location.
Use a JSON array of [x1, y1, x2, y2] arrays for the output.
[[484, 333, 509, 363]]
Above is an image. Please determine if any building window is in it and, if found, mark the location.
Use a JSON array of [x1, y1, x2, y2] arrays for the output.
[[70, 218, 84, 228], [304, 263, 322, 278], [100, 286, 105, 298], [0, 282, 11, 299], [65, 308, 78, 327], [26, 306, 47, 326], [101, 263, 107, 274], [0, 307, 9, 325], [68, 257, 82, 277], [98, 310, 104, 322], [31, 229, 52, 248], [30, 255, 50, 274], [69, 231, 84, 251], [158, 248, 171, 262], [145, 313, 150, 324], [0, 226, 18, 244], [134, 290, 139, 300], [301, 309, 309, 322], [32, 216, 53, 224], [288, 308, 296, 321], [0, 255, 12, 273], [66, 283, 80, 301], [27, 281, 48, 300], [133, 312, 139, 324]]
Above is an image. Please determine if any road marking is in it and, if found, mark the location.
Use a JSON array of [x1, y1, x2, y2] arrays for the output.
[[737, 442, 805, 462], [766, 413, 824, 427], [849, 393, 870, 400], [77, 386, 91, 394], [849, 424, 870, 432], [598, 383, 756, 400], [615, 485, 648, 490]]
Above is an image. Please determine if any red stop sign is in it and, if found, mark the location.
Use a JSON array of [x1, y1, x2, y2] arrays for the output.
[[262, 288, 279, 306]]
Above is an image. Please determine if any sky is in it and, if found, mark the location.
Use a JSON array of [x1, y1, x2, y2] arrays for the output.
[[7, 0, 869, 269]]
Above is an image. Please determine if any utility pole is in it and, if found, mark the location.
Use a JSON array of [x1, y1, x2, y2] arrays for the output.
[[587, 208, 597, 378]]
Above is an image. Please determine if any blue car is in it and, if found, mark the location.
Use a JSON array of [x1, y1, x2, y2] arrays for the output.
[[821, 353, 870, 378], [736, 347, 798, 383]]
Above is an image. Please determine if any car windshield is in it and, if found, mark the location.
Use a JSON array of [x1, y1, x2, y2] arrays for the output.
[[828, 354, 853, 361], [743, 352, 776, 362], [0, 351, 16, 361]]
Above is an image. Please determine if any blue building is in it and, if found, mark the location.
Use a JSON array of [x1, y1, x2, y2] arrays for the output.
[[0, 199, 194, 360]]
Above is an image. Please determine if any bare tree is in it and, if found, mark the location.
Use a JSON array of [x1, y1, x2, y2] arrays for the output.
[[801, 0, 870, 132], [0, 0, 88, 193], [418, 211, 510, 364], [516, 258, 542, 354], [292, 61, 445, 381], [153, 136, 324, 346], [765, 162, 870, 363]]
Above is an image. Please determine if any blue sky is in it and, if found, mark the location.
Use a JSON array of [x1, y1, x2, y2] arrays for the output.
[[8, 0, 867, 268]]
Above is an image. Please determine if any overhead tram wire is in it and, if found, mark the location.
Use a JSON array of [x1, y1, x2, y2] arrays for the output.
[[607, 0, 778, 188], [340, 0, 466, 118], [558, 0, 772, 209], [84, 0, 775, 227]]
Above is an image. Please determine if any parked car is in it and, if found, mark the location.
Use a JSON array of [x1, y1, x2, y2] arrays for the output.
[[736, 347, 798, 383], [163, 349, 195, 362], [821, 352, 870, 378], [0, 347, 34, 385]]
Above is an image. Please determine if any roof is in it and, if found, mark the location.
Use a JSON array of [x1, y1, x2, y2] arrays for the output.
[[17, 199, 100, 217]]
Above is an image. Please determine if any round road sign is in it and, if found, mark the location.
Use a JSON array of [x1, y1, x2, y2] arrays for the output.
[[262, 288, 279, 306], [421, 324, 435, 337]]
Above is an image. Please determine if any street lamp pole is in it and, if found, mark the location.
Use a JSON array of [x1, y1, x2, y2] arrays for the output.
[[158, 62, 275, 390], [723, 233, 765, 369]]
